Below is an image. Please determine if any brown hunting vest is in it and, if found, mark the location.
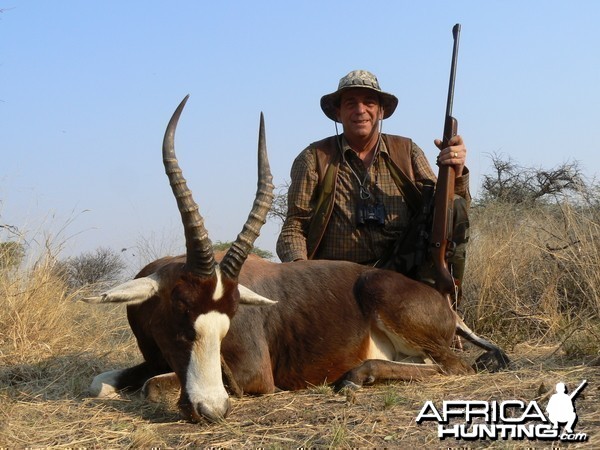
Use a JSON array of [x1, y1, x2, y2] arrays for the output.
[[306, 134, 424, 259]]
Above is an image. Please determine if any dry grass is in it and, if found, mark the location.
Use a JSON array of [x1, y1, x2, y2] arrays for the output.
[[464, 201, 600, 350], [1, 341, 598, 448], [1, 200, 599, 448]]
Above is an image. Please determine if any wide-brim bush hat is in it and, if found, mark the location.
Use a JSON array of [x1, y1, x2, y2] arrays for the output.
[[320, 70, 398, 122]]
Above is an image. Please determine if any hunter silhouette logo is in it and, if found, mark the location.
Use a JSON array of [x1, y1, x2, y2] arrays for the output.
[[546, 380, 587, 434], [416, 379, 589, 442]]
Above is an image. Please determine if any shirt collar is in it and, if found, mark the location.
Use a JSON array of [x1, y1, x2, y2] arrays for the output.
[[340, 133, 389, 156]]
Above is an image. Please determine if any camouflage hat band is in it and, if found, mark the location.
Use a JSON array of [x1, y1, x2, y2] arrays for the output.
[[320, 70, 398, 122]]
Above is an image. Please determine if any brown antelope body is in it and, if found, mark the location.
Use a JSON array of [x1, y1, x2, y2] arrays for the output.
[[85, 96, 508, 423]]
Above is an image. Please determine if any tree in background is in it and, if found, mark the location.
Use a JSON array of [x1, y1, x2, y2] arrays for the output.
[[213, 240, 274, 260], [268, 180, 290, 225], [479, 153, 589, 205], [0, 217, 25, 270], [57, 247, 126, 291], [0, 241, 25, 270]]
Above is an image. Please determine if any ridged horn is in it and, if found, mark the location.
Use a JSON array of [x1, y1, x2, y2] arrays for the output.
[[162, 95, 216, 278], [220, 113, 274, 280]]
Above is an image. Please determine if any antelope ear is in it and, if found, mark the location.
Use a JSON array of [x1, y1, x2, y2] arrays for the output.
[[81, 273, 160, 305], [238, 284, 277, 305]]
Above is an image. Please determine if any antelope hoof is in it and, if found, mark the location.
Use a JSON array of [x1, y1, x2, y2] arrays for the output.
[[142, 372, 181, 403], [473, 349, 510, 373], [90, 370, 122, 399], [334, 366, 376, 392], [334, 380, 362, 392]]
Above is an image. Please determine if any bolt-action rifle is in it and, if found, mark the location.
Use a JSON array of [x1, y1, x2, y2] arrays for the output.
[[430, 24, 461, 304]]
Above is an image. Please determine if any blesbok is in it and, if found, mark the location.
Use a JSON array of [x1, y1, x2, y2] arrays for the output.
[[84, 96, 509, 423]]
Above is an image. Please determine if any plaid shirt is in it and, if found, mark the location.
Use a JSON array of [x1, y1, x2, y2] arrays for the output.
[[276, 134, 470, 263]]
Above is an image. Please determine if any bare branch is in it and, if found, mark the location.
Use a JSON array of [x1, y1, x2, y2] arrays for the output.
[[268, 180, 290, 225]]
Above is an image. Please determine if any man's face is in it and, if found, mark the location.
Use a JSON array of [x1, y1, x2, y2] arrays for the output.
[[336, 88, 382, 141]]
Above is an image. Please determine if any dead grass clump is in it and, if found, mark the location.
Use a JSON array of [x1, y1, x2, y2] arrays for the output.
[[1, 253, 75, 364], [464, 200, 600, 351], [0, 242, 141, 447], [1, 249, 134, 366]]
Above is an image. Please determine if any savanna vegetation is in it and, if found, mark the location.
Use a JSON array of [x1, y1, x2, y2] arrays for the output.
[[1, 156, 598, 448]]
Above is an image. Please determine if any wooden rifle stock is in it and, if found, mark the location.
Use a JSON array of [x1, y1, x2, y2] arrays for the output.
[[431, 24, 461, 298]]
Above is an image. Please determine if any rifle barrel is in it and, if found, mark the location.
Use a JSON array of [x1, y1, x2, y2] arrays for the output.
[[444, 24, 461, 134]]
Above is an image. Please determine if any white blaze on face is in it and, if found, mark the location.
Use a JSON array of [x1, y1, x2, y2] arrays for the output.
[[185, 310, 231, 419]]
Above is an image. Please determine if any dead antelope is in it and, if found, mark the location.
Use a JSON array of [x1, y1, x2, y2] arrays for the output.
[[84, 96, 509, 423]]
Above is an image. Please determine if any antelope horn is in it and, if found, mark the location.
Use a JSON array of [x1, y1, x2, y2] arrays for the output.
[[220, 113, 274, 280], [162, 95, 216, 278]]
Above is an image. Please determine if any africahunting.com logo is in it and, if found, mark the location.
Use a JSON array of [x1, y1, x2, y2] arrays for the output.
[[416, 380, 588, 442]]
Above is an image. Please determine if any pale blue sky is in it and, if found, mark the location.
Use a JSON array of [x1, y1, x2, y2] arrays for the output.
[[2, 1, 599, 265]]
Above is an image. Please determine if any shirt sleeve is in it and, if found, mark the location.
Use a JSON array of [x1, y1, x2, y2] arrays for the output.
[[411, 142, 471, 205], [276, 147, 319, 262]]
